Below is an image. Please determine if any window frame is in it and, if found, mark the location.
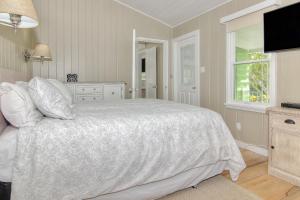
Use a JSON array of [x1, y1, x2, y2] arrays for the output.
[[225, 31, 277, 113]]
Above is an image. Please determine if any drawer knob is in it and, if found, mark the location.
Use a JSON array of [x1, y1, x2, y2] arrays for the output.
[[271, 146, 275, 149], [284, 119, 296, 125], [112, 92, 115, 95]]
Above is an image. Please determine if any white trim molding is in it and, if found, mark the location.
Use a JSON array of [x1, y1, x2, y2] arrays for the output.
[[225, 30, 277, 113], [220, 0, 282, 24], [236, 140, 268, 157], [225, 102, 270, 113], [132, 29, 137, 99]]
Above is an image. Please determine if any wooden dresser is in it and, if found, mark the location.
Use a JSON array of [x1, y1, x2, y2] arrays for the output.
[[268, 107, 300, 186], [65, 82, 126, 103]]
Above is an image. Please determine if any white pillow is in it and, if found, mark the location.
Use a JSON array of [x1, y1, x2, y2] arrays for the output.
[[0, 83, 42, 127], [28, 77, 75, 120], [48, 79, 73, 105]]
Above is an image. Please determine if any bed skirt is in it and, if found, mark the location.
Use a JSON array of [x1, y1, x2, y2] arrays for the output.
[[0, 181, 11, 200], [91, 161, 228, 200]]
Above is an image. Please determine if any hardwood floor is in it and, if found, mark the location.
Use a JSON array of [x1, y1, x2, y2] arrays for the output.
[[223, 149, 300, 200]]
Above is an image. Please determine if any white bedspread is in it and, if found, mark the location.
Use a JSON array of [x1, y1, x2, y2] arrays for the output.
[[0, 126, 18, 182], [12, 99, 245, 200]]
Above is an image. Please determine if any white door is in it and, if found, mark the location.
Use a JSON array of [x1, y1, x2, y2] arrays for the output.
[[145, 47, 157, 99], [136, 47, 157, 99], [174, 31, 200, 106]]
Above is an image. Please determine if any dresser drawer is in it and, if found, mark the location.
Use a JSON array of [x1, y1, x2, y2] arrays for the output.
[[76, 95, 104, 102], [75, 85, 103, 95], [104, 85, 122, 100], [270, 113, 300, 132]]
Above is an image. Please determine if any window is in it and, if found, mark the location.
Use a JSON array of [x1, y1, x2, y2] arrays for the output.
[[226, 24, 276, 113]]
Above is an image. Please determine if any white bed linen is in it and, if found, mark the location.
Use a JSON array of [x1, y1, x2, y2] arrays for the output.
[[0, 126, 18, 182], [12, 99, 246, 200], [92, 161, 227, 200]]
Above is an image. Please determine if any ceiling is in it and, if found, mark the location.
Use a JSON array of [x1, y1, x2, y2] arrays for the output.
[[115, 0, 232, 28]]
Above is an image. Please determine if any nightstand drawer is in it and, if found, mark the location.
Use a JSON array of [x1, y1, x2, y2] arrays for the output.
[[76, 95, 104, 102], [270, 113, 300, 132], [76, 85, 103, 95]]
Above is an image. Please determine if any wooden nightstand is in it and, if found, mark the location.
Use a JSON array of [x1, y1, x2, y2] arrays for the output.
[[268, 107, 300, 186]]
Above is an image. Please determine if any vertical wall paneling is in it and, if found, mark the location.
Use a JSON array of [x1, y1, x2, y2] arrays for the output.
[[40, 0, 49, 78], [32, 0, 171, 96], [56, 0, 64, 81], [32, 0, 40, 77], [98, 0, 105, 81], [78, 0, 86, 82], [0, 27, 33, 80], [71, 0, 79, 75], [48, 0, 57, 79], [63, 0, 72, 79]]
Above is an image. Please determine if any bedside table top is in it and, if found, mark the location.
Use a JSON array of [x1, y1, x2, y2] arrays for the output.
[[267, 107, 300, 116]]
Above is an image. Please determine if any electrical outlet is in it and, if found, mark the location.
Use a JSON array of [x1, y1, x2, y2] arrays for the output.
[[236, 122, 242, 131]]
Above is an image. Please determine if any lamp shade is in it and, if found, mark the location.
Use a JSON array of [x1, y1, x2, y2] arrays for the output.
[[0, 0, 39, 28], [32, 44, 52, 62]]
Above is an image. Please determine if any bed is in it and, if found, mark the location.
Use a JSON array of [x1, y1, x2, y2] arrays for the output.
[[0, 98, 246, 200]]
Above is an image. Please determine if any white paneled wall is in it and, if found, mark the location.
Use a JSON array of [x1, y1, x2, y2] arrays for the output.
[[0, 26, 33, 80], [32, 0, 171, 97]]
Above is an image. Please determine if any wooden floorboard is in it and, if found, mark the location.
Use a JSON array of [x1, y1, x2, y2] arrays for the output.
[[223, 149, 300, 200]]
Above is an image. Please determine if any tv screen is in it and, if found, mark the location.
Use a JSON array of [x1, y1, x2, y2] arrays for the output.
[[264, 2, 300, 52]]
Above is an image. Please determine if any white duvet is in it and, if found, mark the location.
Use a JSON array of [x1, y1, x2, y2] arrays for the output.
[[12, 99, 246, 200]]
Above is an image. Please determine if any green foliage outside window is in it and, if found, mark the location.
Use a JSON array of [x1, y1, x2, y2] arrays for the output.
[[234, 47, 270, 104]]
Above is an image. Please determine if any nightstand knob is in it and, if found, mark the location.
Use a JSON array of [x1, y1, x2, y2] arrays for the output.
[[271, 146, 275, 149], [112, 92, 115, 95]]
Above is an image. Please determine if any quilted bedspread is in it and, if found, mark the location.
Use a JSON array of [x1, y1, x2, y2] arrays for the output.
[[11, 99, 245, 200]]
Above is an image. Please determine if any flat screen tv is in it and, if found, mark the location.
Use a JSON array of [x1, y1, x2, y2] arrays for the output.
[[264, 2, 300, 52]]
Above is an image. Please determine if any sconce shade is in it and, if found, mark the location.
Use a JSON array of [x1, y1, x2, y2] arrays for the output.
[[0, 0, 39, 28], [32, 44, 52, 62]]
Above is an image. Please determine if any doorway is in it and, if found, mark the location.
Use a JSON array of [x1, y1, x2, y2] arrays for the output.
[[173, 30, 200, 106], [132, 30, 169, 100], [136, 44, 159, 99]]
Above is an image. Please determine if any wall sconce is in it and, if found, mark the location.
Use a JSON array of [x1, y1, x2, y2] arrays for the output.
[[25, 44, 52, 63], [0, 0, 39, 31]]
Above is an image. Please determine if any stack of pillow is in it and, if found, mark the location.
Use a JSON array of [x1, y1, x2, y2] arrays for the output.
[[0, 77, 75, 128]]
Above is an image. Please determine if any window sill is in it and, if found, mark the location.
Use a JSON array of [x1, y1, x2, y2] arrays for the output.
[[225, 102, 271, 113]]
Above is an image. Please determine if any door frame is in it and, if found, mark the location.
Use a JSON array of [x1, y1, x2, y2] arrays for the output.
[[172, 30, 200, 105], [132, 29, 169, 100]]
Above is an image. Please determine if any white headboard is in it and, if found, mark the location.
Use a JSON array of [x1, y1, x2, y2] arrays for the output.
[[0, 68, 30, 133]]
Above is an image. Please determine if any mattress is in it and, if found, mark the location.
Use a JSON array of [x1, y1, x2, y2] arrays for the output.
[[0, 126, 18, 182], [12, 99, 246, 200]]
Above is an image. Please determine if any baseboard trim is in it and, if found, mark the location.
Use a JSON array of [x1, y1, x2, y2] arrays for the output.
[[235, 140, 268, 157]]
